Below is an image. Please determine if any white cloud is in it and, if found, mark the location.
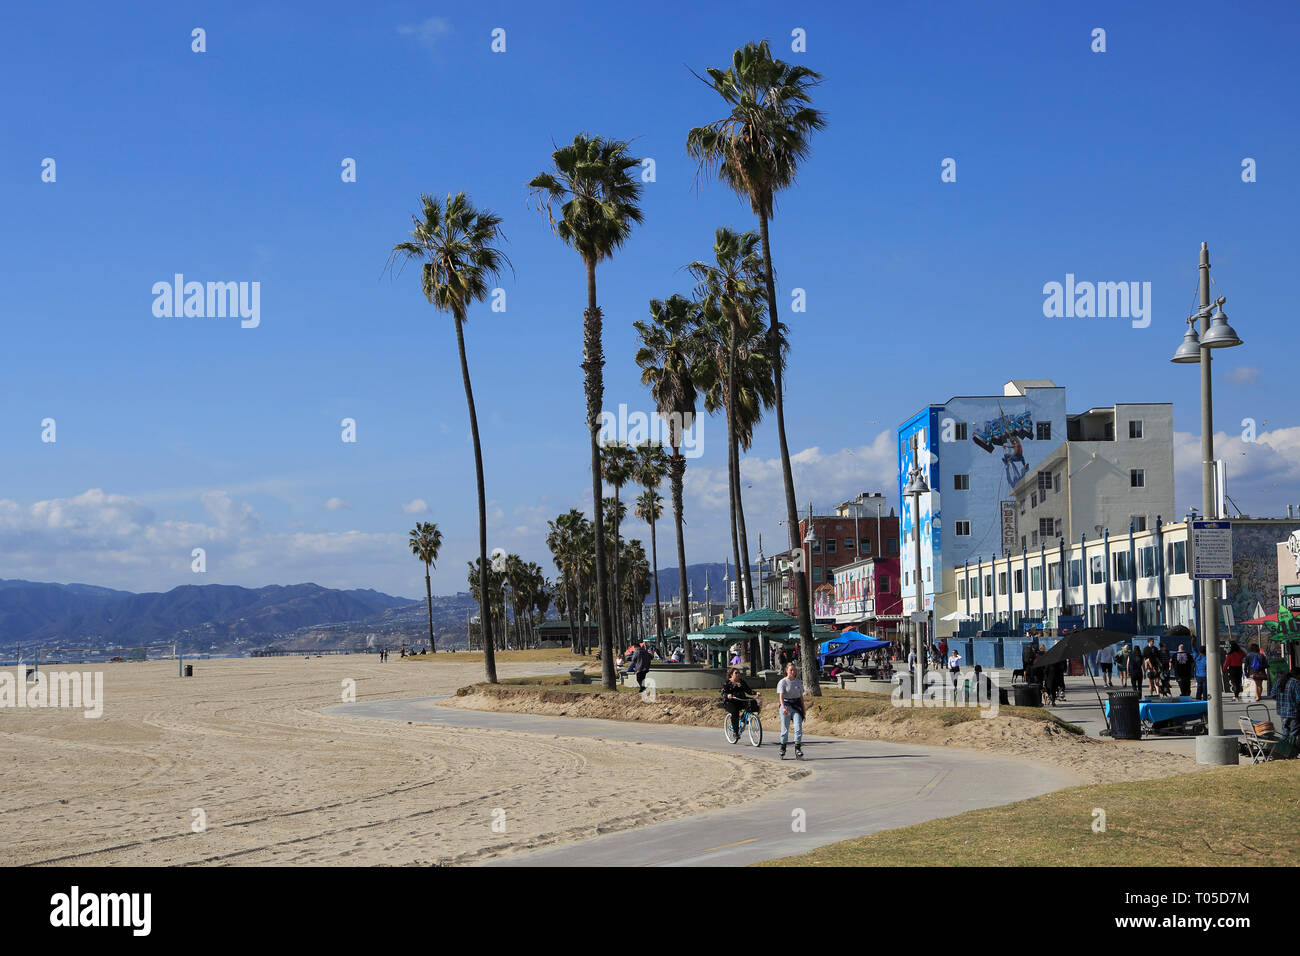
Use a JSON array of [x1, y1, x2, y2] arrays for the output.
[[397, 17, 452, 56], [324, 497, 352, 511], [0, 489, 404, 595], [1225, 366, 1260, 386], [402, 498, 429, 515], [1173, 426, 1300, 517]]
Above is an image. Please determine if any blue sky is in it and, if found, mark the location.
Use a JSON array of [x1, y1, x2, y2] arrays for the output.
[[2, 0, 1298, 599]]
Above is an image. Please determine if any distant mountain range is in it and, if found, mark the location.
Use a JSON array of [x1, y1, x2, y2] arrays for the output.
[[0, 579, 432, 654]]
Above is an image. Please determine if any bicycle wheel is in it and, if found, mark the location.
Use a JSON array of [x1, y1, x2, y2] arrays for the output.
[[723, 714, 739, 744], [747, 713, 762, 747]]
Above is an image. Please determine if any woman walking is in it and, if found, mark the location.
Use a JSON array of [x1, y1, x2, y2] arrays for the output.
[[1127, 643, 1145, 696], [777, 661, 806, 759]]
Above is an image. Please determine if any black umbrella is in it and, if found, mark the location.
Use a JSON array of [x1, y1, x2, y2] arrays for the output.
[[1029, 628, 1132, 733], [1030, 628, 1130, 670]]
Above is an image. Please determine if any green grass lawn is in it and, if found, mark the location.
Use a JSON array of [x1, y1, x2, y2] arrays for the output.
[[757, 759, 1300, 866]]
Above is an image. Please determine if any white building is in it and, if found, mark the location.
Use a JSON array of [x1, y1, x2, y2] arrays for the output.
[[1009, 403, 1174, 552]]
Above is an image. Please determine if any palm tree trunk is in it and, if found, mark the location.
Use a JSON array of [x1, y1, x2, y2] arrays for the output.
[[582, 259, 615, 689], [757, 211, 818, 695], [455, 313, 497, 683], [425, 567, 436, 653], [612, 485, 623, 652], [725, 323, 745, 615], [649, 505, 663, 647], [670, 454, 693, 663], [733, 431, 762, 663]]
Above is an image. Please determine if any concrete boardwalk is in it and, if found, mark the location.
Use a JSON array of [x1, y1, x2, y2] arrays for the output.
[[328, 696, 1080, 867]]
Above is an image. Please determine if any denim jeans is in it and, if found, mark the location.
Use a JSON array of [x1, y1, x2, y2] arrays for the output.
[[780, 708, 803, 745], [1195, 677, 1207, 700]]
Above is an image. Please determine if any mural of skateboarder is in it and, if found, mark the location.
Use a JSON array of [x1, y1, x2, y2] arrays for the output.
[[972, 404, 1031, 487]]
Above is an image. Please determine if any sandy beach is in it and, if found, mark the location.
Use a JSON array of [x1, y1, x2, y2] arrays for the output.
[[0, 657, 796, 866]]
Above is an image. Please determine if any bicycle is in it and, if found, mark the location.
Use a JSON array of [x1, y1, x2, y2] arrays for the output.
[[723, 701, 762, 747]]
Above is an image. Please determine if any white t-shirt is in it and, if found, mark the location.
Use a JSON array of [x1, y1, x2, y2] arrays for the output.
[[948, 653, 961, 670], [777, 676, 805, 700]]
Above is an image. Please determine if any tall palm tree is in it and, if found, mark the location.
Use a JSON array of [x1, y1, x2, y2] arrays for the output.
[[530, 134, 644, 690], [687, 41, 826, 693], [408, 522, 443, 652], [633, 442, 669, 642], [547, 510, 583, 653], [688, 227, 770, 613], [599, 441, 635, 650], [634, 484, 665, 644], [389, 191, 510, 684], [635, 294, 703, 664]]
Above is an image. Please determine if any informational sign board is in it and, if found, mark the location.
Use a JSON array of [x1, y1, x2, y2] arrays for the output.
[[1191, 520, 1233, 580]]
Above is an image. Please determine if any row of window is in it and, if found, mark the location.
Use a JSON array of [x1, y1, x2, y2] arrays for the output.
[[956, 540, 1189, 599], [810, 536, 899, 555]]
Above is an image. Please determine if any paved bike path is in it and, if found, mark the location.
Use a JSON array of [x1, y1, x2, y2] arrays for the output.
[[326, 696, 1080, 866]]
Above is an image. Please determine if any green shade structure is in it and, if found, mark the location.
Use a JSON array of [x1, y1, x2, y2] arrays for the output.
[[724, 607, 798, 631], [686, 623, 752, 643]]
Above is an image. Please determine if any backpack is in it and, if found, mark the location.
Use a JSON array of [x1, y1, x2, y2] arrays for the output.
[[1249, 653, 1267, 672]]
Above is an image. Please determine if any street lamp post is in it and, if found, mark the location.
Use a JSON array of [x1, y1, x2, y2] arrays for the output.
[[803, 504, 819, 622], [1171, 241, 1243, 766], [904, 434, 931, 700]]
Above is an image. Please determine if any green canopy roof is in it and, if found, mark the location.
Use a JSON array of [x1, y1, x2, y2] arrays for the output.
[[724, 607, 799, 631], [686, 623, 752, 643]]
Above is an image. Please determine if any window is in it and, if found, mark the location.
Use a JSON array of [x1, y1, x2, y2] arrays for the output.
[[1055, 518, 1063, 537], [983, 575, 992, 597], [925, 567, 931, 582], [1169, 540, 1187, 575], [860, 537, 871, 553], [812, 566, 822, 582], [954, 422, 968, 441], [1037, 473, 1052, 493], [826, 538, 837, 554], [958, 578, 966, 600], [1130, 469, 1145, 488], [954, 520, 971, 536], [1090, 555, 1104, 584], [1048, 562, 1061, 589], [1129, 420, 1143, 439], [888, 537, 898, 554], [1130, 515, 1147, 532], [1140, 546, 1156, 578], [844, 537, 854, 551], [953, 474, 969, 490], [1053, 472, 1061, 494], [1038, 518, 1054, 538], [880, 575, 890, 592], [1115, 552, 1131, 579], [1031, 492, 1038, 508], [1037, 422, 1052, 441], [1014, 570, 1023, 593], [998, 572, 1007, 595], [1069, 558, 1083, 588], [1031, 566, 1042, 591]]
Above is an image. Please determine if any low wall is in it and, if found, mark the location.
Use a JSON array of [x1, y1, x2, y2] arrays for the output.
[[618, 664, 726, 690]]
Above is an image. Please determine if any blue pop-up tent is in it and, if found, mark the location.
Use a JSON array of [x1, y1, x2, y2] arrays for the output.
[[818, 630, 891, 665]]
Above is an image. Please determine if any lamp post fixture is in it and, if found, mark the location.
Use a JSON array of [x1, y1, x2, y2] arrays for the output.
[[1170, 241, 1243, 766], [803, 504, 819, 620], [903, 434, 931, 699]]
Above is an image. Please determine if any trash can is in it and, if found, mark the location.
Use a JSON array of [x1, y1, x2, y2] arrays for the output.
[[1012, 683, 1041, 707], [185, 664, 194, 677], [568, 669, 587, 684], [1108, 689, 1141, 740]]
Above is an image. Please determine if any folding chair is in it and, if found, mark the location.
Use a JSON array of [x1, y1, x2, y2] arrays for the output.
[[1238, 704, 1283, 763]]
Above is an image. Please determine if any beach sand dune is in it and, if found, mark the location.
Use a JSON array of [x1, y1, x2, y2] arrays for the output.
[[1, 658, 790, 866]]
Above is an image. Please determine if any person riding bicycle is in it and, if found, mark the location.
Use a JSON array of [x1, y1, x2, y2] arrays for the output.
[[721, 667, 758, 740]]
